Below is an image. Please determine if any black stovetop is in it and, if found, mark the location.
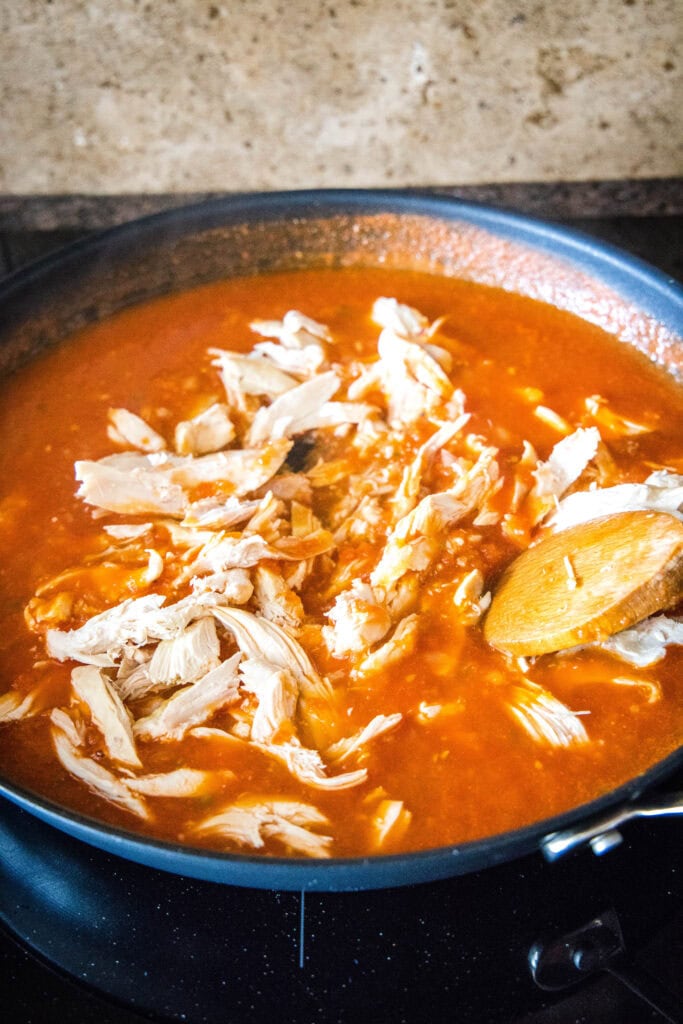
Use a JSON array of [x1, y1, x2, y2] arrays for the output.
[[1, 796, 681, 1024], [1, 202, 682, 1024]]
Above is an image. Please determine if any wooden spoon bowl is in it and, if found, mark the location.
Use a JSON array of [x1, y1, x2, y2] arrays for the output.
[[483, 510, 683, 657]]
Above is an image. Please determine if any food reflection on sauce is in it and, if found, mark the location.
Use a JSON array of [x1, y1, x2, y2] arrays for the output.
[[0, 267, 681, 859]]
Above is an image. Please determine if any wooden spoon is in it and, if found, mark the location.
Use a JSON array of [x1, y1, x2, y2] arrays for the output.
[[483, 510, 683, 657]]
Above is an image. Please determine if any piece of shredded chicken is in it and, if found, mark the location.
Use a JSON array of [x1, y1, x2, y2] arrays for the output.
[[134, 653, 242, 741], [0, 687, 42, 722], [51, 716, 149, 819], [108, 408, 167, 453], [174, 402, 236, 456], [546, 470, 683, 533], [70, 664, 141, 767], [194, 796, 333, 858], [597, 615, 683, 668], [505, 680, 590, 749]]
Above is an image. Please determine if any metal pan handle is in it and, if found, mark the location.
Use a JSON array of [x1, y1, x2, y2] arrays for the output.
[[541, 790, 683, 861]]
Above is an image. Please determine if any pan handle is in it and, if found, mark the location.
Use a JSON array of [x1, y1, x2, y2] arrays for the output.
[[541, 790, 683, 861]]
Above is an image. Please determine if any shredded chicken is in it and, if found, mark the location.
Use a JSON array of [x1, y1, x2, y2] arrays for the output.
[[353, 615, 420, 677], [190, 569, 254, 605], [186, 528, 334, 577], [134, 653, 242, 741], [252, 566, 304, 630], [371, 297, 428, 336], [240, 658, 299, 743], [583, 394, 655, 437], [392, 415, 471, 520], [325, 713, 403, 765], [211, 606, 333, 708], [210, 349, 299, 409], [452, 568, 491, 624], [125, 768, 228, 797], [174, 403, 235, 455], [194, 796, 333, 858], [254, 740, 368, 790], [0, 687, 41, 722], [373, 329, 454, 426], [250, 310, 332, 376], [370, 447, 498, 600], [546, 470, 683, 533], [76, 440, 293, 516], [370, 798, 413, 850], [182, 495, 262, 530], [506, 680, 589, 748], [75, 454, 187, 517], [323, 580, 391, 659], [47, 593, 217, 666], [147, 616, 221, 687], [50, 706, 87, 746], [51, 720, 149, 819], [523, 427, 601, 525], [102, 522, 154, 541], [598, 615, 683, 668], [108, 408, 167, 453], [247, 371, 341, 445], [70, 665, 141, 768]]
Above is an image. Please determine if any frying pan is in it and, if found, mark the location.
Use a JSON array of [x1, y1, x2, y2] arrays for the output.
[[0, 190, 681, 892]]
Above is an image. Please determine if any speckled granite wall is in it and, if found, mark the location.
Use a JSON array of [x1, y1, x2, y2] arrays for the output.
[[0, 0, 681, 193]]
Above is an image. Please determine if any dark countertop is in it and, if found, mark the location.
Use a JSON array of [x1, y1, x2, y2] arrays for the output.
[[1, 179, 682, 282], [2, 180, 683, 230]]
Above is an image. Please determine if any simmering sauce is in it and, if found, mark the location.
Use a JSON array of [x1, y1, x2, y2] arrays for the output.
[[0, 267, 681, 858]]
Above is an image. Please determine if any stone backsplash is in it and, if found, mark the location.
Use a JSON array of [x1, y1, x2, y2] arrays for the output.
[[1, 0, 681, 194]]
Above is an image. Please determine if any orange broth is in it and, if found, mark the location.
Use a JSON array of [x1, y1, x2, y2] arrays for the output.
[[0, 266, 681, 858]]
